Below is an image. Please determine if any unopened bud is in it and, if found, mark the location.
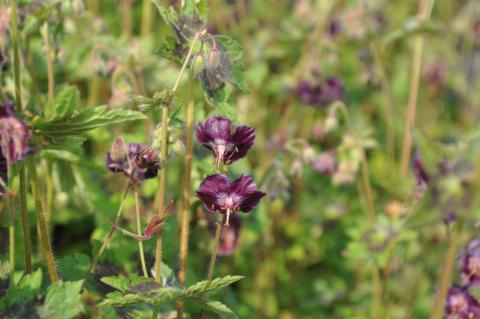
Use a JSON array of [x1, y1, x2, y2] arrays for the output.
[[325, 115, 338, 132], [191, 54, 204, 74], [205, 46, 221, 70], [110, 137, 126, 162]]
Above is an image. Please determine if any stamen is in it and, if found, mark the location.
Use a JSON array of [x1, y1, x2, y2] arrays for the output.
[[225, 209, 231, 226]]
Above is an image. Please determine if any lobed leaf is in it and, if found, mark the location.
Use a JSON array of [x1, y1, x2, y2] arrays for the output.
[[186, 275, 244, 296], [37, 280, 84, 319]]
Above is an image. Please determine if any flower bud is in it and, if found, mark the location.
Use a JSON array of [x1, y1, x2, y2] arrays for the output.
[[110, 137, 126, 162], [190, 53, 204, 74], [205, 46, 221, 71], [324, 115, 338, 132]]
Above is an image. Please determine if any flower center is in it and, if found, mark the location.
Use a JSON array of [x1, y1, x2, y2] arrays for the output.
[[450, 295, 469, 314]]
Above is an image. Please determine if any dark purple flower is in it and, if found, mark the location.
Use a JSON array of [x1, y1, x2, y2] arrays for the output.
[[461, 240, 480, 287], [297, 77, 344, 108], [196, 116, 255, 166], [0, 101, 30, 164], [207, 212, 242, 256], [328, 18, 342, 38], [445, 286, 480, 319], [412, 152, 429, 199], [106, 137, 159, 182], [197, 174, 265, 225]]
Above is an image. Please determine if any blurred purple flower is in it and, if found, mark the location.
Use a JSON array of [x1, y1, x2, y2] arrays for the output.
[[207, 212, 242, 256], [311, 151, 336, 176], [196, 116, 255, 166], [106, 137, 159, 182], [0, 101, 30, 164], [461, 239, 480, 287], [297, 77, 344, 108], [445, 286, 480, 319], [328, 18, 342, 38], [197, 174, 265, 226], [425, 61, 448, 87], [412, 152, 429, 199]]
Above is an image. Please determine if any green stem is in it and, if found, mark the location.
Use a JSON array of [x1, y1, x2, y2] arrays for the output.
[[19, 169, 32, 273], [177, 75, 195, 319], [141, 0, 153, 38], [43, 22, 55, 101], [153, 30, 204, 283], [400, 0, 436, 176], [7, 192, 15, 283], [135, 187, 148, 277], [88, 184, 130, 274], [11, 0, 22, 111], [28, 158, 59, 282], [430, 223, 461, 319], [206, 212, 223, 282]]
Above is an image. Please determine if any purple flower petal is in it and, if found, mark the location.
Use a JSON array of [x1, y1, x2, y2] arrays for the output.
[[229, 175, 265, 213], [197, 174, 265, 215], [445, 286, 480, 318], [225, 125, 255, 163], [196, 116, 232, 146], [0, 101, 30, 163], [197, 174, 230, 212], [461, 239, 480, 287]]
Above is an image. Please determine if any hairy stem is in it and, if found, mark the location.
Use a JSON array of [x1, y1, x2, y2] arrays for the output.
[[43, 22, 55, 101], [88, 184, 131, 274], [207, 213, 223, 282], [11, 0, 22, 111], [177, 75, 195, 319], [7, 192, 15, 283], [19, 169, 32, 273], [400, 0, 436, 176], [154, 30, 204, 283], [430, 224, 461, 319], [11, 0, 33, 275], [28, 158, 58, 282], [135, 187, 149, 277], [141, 0, 153, 38]]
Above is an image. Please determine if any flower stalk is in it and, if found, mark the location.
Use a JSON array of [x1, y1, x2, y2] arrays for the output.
[[430, 223, 462, 319], [11, 0, 33, 274], [135, 187, 149, 277], [154, 30, 204, 283], [88, 184, 131, 274], [177, 74, 195, 319], [28, 157, 58, 282]]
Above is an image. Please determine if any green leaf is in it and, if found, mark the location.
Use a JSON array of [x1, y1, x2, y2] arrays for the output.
[[37, 280, 84, 319], [190, 298, 238, 319], [57, 254, 91, 281], [151, 0, 179, 27], [186, 275, 244, 296], [32, 105, 147, 137], [0, 269, 43, 309], [206, 88, 238, 122], [99, 287, 183, 307], [45, 86, 80, 120], [100, 275, 131, 293]]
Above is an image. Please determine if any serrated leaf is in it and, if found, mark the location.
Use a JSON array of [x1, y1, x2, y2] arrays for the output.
[[37, 280, 84, 319], [186, 275, 244, 296], [99, 287, 183, 307], [57, 254, 91, 281], [0, 269, 43, 309], [190, 297, 238, 319], [151, 0, 179, 27], [45, 86, 80, 120], [32, 105, 147, 137], [206, 88, 238, 122], [100, 275, 130, 293]]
